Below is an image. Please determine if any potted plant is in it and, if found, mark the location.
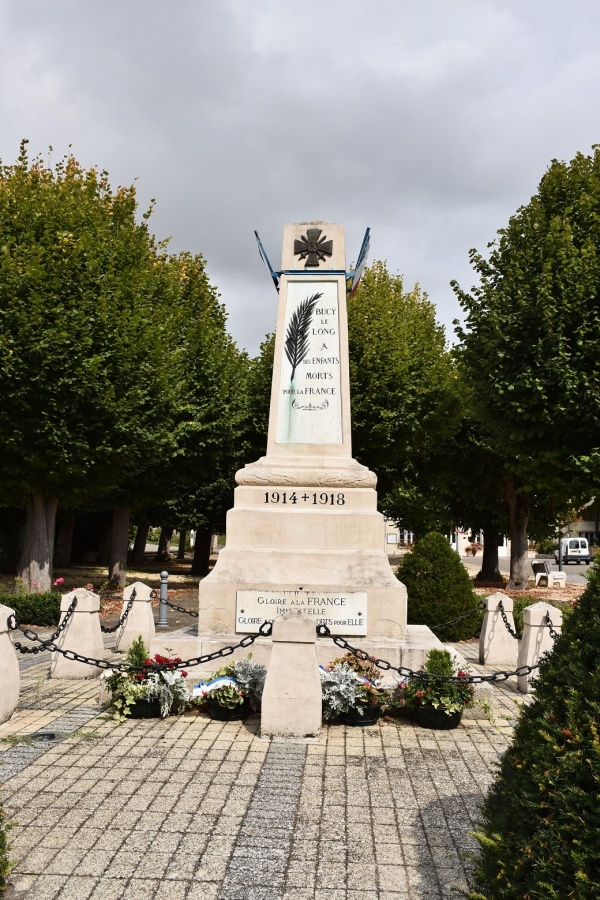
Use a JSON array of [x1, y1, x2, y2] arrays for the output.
[[391, 648, 475, 729], [103, 637, 192, 721], [320, 653, 388, 726], [194, 655, 266, 720]]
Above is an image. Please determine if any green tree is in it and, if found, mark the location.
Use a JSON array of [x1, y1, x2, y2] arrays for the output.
[[468, 567, 600, 899], [348, 261, 463, 527], [0, 142, 174, 591], [133, 252, 251, 576], [244, 332, 275, 461], [453, 148, 600, 588]]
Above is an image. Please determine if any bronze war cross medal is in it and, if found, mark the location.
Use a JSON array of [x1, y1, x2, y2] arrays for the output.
[[293, 228, 333, 267]]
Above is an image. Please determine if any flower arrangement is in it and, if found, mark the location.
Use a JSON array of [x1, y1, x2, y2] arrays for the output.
[[320, 652, 388, 720], [104, 636, 192, 721], [194, 656, 266, 716], [390, 648, 474, 716]]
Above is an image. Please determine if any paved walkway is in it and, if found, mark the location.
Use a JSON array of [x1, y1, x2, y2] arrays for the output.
[[1, 636, 529, 900]]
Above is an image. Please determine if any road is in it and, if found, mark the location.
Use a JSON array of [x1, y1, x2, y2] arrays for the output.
[[462, 555, 590, 586]]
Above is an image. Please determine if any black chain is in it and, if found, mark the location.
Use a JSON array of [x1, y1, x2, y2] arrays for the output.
[[498, 600, 522, 640], [10, 596, 78, 655], [430, 600, 485, 633], [100, 588, 137, 633], [8, 615, 273, 672], [545, 612, 560, 641], [316, 624, 540, 684], [165, 599, 199, 618]]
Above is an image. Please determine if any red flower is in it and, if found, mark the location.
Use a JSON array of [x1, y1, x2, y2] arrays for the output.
[[181, 670, 188, 678]]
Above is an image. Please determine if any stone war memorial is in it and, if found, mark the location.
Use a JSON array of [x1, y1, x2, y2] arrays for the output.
[[152, 221, 442, 674]]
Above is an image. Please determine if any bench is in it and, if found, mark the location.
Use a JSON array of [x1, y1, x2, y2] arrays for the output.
[[532, 560, 566, 588]]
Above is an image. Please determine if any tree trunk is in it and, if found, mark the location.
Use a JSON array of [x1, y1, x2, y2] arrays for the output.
[[108, 506, 131, 588], [132, 522, 150, 566], [18, 494, 58, 593], [507, 480, 531, 590], [54, 512, 75, 568], [191, 529, 212, 576], [155, 527, 173, 562], [177, 530, 187, 560], [475, 528, 503, 584]]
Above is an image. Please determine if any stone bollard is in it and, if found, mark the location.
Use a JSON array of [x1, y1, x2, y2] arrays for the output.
[[479, 592, 519, 665], [261, 611, 321, 741], [0, 604, 20, 724], [517, 601, 563, 694], [115, 581, 155, 653], [50, 589, 104, 679]]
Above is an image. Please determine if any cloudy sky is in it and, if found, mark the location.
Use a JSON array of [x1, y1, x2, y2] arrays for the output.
[[1, 1, 598, 354]]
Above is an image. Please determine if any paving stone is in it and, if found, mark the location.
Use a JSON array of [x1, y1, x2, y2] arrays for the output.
[[0, 637, 534, 900]]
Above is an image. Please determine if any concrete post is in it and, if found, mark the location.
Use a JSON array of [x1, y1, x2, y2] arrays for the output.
[[517, 602, 563, 694], [0, 604, 20, 724], [115, 581, 155, 653], [50, 589, 104, 679], [261, 610, 321, 741], [479, 592, 519, 665]]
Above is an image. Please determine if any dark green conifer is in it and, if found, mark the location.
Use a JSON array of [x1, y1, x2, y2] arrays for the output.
[[468, 567, 600, 899], [397, 531, 480, 640]]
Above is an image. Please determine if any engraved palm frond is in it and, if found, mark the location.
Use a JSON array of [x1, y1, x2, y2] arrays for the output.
[[284, 292, 322, 381]]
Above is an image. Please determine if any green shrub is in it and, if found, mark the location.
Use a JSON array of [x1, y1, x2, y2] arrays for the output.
[[510, 594, 572, 636], [0, 802, 12, 892], [397, 532, 480, 640], [467, 567, 600, 899], [0, 591, 61, 626]]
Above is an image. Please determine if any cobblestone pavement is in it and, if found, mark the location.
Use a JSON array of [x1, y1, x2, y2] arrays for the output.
[[0, 635, 529, 900]]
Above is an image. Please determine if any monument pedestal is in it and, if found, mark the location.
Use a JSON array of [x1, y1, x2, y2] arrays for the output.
[[198, 453, 407, 644]]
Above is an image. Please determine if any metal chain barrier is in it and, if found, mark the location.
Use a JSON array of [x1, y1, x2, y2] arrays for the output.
[[8, 615, 273, 672], [149, 586, 199, 619], [430, 600, 485, 633], [498, 599, 522, 640], [316, 623, 540, 684], [545, 611, 560, 641], [100, 588, 137, 633], [10, 596, 78, 655], [164, 599, 199, 618]]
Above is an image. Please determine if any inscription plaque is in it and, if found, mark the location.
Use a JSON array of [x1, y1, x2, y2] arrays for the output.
[[276, 281, 342, 444], [236, 590, 367, 635]]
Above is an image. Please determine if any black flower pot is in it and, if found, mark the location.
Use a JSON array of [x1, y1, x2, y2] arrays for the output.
[[339, 705, 382, 727], [414, 705, 462, 730], [206, 698, 250, 721], [388, 705, 414, 720], [128, 699, 162, 719]]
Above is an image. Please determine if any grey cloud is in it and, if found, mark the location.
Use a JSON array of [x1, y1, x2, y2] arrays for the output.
[[1, 0, 599, 352]]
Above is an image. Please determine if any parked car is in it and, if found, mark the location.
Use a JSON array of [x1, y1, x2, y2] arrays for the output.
[[555, 537, 591, 565]]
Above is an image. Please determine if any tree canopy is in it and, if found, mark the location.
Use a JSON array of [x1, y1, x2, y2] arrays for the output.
[[0, 142, 174, 589], [348, 261, 463, 528], [453, 147, 600, 587]]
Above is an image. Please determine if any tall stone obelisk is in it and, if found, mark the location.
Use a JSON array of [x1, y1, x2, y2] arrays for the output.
[[196, 222, 408, 664]]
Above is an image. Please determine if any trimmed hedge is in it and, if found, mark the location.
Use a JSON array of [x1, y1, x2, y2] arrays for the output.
[[467, 567, 600, 899], [397, 532, 480, 641], [0, 591, 61, 626]]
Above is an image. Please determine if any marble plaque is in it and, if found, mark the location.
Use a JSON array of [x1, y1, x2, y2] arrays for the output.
[[275, 281, 342, 444], [236, 590, 367, 635]]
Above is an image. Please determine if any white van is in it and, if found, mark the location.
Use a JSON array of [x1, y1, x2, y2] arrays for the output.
[[555, 537, 591, 565]]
